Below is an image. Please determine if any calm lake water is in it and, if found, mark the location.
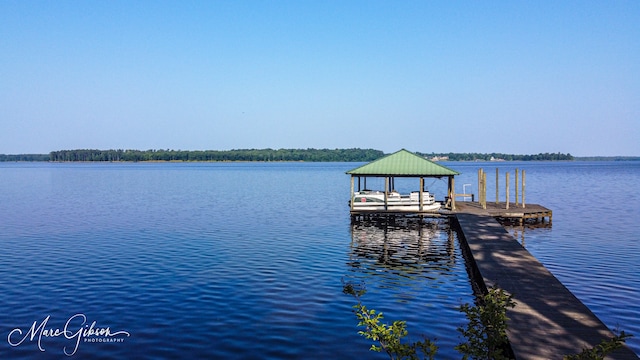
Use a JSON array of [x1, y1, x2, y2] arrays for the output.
[[0, 161, 638, 358]]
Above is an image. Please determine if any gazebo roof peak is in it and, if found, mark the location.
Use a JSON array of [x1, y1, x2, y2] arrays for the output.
[[346, 149, 459, 177]]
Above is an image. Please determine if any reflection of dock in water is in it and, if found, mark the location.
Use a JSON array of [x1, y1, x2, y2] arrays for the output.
[[348, 218, 457, 282]]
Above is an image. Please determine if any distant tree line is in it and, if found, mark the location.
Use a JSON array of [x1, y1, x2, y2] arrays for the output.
[[418, 152, 574, 161], [0, 154, 50, 162], [47, 148, 385, 162], [1, 149, 579, 162], [575, 156, 640, 161]]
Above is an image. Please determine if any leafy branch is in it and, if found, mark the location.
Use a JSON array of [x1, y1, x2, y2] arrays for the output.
[[455, 286, 516, 360], [343, 281, 438, 360], [344, 281, 632, 360], [563, 330, 633, 360]]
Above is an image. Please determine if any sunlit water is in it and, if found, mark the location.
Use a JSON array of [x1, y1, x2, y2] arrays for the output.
[[0, 163, 474, 359]]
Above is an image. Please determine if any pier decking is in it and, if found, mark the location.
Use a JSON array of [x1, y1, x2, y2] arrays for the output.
[[454, 201, 552, 224], [455, 210, 638, 359]]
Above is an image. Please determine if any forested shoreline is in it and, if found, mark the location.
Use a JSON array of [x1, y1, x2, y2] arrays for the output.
[[416, 151, 575, 161], [4, 149, 636, 163], [0, 154, 50, 162], [47, 148, 385, 162]]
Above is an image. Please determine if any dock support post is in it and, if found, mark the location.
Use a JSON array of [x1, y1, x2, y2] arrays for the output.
[[522, 170, 526, 208], [496, 168, 499, 204], [350, 176, 355, 211], [478, 169, 486, 209], [384, 177, 389, 211], [478, 168, 487, 209], [515, 168, 519, 207], [506, 172, 510, 210], [450, 176, 456, 210], [482, 171, 486, 209], [419, 177, 424, 212], [478, 169, 482, 206]]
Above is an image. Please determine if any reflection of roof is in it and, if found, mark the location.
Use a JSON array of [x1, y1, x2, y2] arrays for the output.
[[346, 149, 459, 177]]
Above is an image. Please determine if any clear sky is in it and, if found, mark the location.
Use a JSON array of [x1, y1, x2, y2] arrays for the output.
[[1, 1, 638, 156]]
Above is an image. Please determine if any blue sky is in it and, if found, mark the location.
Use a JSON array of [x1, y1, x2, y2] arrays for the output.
[[1, 1, 638, 156]]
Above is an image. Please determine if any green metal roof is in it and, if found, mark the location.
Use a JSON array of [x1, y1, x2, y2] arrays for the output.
[[346, 149, 459, 177]]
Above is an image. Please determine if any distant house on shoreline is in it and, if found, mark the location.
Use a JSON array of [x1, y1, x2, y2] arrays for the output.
[[430, 155, 449, 162]]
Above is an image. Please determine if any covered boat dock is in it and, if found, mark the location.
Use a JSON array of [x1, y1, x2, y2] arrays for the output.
[[346, 149, 459, 221]]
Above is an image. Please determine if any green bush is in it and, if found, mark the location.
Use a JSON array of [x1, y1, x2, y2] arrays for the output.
[[455, 286, 516, 360], [563, 330, 632, 360], [344, 281, 632, 360], [343, 282, 437, 360]]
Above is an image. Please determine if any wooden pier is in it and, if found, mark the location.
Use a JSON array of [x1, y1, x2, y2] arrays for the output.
[[345, 153, 638, 358], [454, 201, 552, 225], [350, 203, 638, 358], [454, 210, 638, 359]]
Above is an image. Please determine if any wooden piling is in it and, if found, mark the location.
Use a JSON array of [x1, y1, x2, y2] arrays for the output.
[[506, 172, 510, 210], [419, 177, 424, 211], [495, 168, 499, 204], [515, 168, 519, 206], [384, 177, 389, 210], [350, 176, 355, 211], [450, 176, 456, 210], [522, 170, 526, 208], [477, 168, 487, 210], [483, 170, 487, 209], [477, 169, 483, 207]]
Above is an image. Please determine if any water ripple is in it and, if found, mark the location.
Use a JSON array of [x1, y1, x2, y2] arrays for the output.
[[6, 162, 638, 358]]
